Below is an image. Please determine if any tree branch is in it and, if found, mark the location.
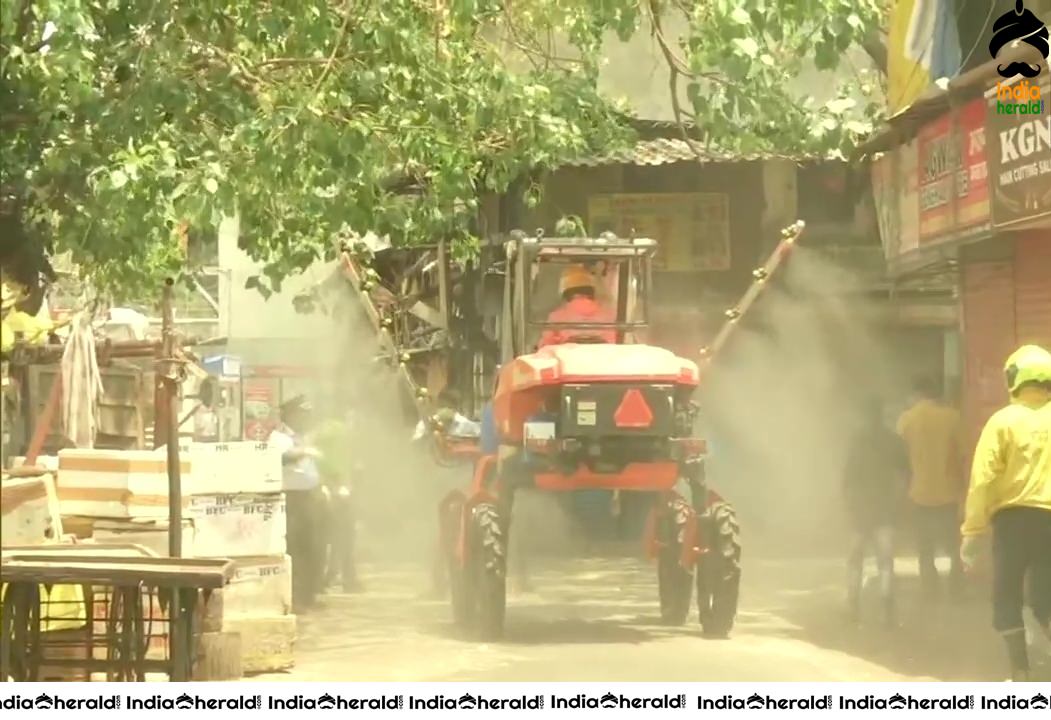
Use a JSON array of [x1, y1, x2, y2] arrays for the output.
[[256, 57, 340, 69], [14, 0, 35, 44], [501, 5, 585, 69], [312, 0, 360, 95], [645, 0, 716, 161], [859, 32, 888, 75], [644, 0, 726, 85]]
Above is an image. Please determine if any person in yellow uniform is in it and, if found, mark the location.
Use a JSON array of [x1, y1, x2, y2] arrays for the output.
[[960, 345, 1051, 682], [2, 281, 57, 353], [897, 377, 967, 598]]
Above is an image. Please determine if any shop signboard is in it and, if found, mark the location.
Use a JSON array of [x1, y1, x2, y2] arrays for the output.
[[917, 98, 990, 244], [987, 75, 1051, 228], [955, 98, 990, 234], [871, 139, 921, 269], [587, 193, 731, 271], [899, 138, 920, 256], [870, 151, 900, 261], [918, 113, 954, 242]]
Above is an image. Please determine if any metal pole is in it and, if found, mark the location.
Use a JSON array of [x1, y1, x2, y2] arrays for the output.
[[437, 238, 450, 330], [160, 278, 183, 558]]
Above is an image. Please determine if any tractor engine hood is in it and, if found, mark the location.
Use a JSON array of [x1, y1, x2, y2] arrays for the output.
[[508, 343, 700, 391]]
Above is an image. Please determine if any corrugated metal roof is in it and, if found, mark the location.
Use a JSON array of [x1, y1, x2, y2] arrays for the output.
[[564, 138, 812, 168]]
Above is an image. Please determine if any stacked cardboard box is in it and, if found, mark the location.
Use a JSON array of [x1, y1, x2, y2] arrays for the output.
[[1, 472, 63, 545], [186, 447, 294, 675], [56, 448, 193, 518]]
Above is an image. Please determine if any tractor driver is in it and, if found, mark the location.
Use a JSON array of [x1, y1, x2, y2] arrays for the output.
[[538, 264, 616, 348]]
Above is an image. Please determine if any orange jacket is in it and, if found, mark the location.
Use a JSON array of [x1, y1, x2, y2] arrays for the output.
[[538, 296, 616, 347]]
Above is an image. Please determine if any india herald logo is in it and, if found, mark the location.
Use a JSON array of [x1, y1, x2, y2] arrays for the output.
[[990, 0, 1050, 79]]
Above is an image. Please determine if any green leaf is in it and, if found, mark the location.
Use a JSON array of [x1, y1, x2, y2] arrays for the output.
[[730, 8, 751, 24], [732, 37, 760, 59], [825, 97, 857, 115]]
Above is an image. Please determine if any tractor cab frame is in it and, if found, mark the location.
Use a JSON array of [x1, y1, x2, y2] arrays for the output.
[[496, 233, 657, 359]]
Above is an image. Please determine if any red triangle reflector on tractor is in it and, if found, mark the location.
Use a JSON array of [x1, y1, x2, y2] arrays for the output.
[[614, 388, 653, 429]]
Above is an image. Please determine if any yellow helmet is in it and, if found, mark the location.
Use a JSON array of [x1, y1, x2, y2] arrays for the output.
[[559, 265, 595, 297], [1004, 344, 1051, 394]]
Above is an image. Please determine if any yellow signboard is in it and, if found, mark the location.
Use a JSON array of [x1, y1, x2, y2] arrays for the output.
[[587, 193, 730, 271]]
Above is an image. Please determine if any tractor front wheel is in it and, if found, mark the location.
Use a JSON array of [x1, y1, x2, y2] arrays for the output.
[[440, 494, 470, 627], [465, 502, 507, 640], [696, 501, 741, 638], [657, 496, 694, 626]]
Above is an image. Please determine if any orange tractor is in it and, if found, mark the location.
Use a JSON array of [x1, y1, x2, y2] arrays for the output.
[[436, 222, 803, 640]]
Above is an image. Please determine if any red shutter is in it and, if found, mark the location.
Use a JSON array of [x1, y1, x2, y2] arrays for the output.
[[1014, 230, 1051, 350], [961, 261, 1016, 452]]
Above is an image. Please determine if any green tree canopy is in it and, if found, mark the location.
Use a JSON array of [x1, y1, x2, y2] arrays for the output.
[[1, 0, 885, 298]]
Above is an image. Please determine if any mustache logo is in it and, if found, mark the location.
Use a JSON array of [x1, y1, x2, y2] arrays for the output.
[[990, 0, 1050, 79], [999, 61, 1043, 78]]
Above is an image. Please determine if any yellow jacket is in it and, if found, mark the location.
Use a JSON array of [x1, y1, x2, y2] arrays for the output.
[[0, 583, 87, 633], [1, 311, 54, 352], [962, 391, 1051, 536]]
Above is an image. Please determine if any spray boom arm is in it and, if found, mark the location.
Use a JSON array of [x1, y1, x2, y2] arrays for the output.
[[699, 220, 804, 364]]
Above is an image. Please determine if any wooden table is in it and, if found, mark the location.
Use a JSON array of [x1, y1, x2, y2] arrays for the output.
[[1, 554, 233, 681]]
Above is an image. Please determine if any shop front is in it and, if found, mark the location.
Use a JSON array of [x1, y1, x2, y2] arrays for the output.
[[955, 78, 1051, 446], [870, 113, 969, 409]]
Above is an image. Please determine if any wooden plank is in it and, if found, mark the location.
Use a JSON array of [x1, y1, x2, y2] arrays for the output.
[[0, 543, 156, 558], [1, 555, 234, 588]]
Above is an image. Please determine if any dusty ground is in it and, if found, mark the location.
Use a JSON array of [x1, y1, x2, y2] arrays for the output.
[[253, 550, 1048, 682]]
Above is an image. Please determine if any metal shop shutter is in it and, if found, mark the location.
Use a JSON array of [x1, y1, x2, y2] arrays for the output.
[[1014, 230, 1051, 350], [961, 261, 1016, 452]]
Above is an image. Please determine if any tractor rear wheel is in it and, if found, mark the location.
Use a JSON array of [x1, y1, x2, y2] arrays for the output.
[[657, 496, 694, 625], [696, 501, 741, 638], [466, 502, 507, 640]]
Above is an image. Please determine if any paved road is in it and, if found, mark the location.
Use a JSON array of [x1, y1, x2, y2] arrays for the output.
[[254, 552, 1043, 682]]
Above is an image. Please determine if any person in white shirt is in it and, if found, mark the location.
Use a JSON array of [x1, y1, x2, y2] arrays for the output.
[[269, 395, 324, 611]]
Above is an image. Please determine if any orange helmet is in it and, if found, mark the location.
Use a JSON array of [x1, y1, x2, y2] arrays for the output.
[[559, 265, 595, 296]]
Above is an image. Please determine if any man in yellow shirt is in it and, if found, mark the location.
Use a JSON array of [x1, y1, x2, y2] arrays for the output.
[[897, 377, 966, 597], [960, 345, 1051, 682]]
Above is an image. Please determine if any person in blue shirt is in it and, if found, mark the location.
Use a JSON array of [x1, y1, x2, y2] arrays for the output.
[[269, 395, 324, 612]]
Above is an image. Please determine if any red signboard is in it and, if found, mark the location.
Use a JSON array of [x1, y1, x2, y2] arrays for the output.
[[956, 98, 990, 233], [242, 378, 278, 441], [918, 114, 953, 242], [916, 98, 990, 244]]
